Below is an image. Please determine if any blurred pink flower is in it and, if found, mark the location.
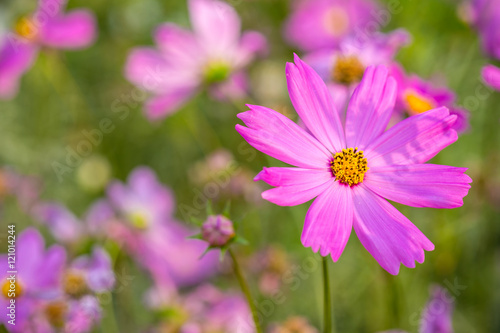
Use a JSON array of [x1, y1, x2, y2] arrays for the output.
[[95, 167, 219, 288], [32, 202, 86, 244], [389, 64, 469, 133], [378, 286, 454, 333], [0, 0, 97, 99], [0, 228, 66, 332], [481, 64, 500, 91], [304, 29, 410, 114], [463, 0, 500, 59], [236, 55, 472, 275], [125, 0, 267, 120], [284, 0, 381, 51], [0, 167, 42, 212]]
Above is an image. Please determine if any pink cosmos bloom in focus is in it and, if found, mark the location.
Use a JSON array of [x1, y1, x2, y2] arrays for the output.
[[481, 64, 500, 91], [389, 64, 470, 133], [124, 0, 267, 120], [305, 29, 410, 114], [284, 0, 381, 52], [236, 55, 472, 275], [0, 0, 97, 99]]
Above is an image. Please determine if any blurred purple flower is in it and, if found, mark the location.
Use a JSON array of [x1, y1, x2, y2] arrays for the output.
[[32, 202, 85, 244], [378, 286, 454, 333], [125, 0, 267, 120], [0, 228, 66, 332], [69, 246, 115, 294], [0, 0, 97, 99], [305, 29, 410, 114], [389, 64, 469, 133], [420, 286, 454, 333], [0, 167, 42, 212], [482, 64, 500, 91], [236, 55, 472, 275], [463, 0, 500, 59], [95, 167, 219, 288], [284, 0, 381, 52]]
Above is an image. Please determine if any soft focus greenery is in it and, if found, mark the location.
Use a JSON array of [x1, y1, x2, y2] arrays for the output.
[[0, 0, 499, 332]]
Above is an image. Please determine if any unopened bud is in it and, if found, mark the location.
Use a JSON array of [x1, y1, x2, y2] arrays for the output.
[[201, 215, 235, 247]]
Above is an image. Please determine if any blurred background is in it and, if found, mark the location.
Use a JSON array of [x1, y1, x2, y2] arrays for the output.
[[0, 0, 499, 332]]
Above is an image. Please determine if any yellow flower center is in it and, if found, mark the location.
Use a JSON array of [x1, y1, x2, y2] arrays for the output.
[[14, 17, 38, 41], [322, 7, 349, 37], [203, 60, 231, 84], [63, 271, 88, 298], [404, 91, 436, 115], [129, 211, 149, 229], [2, 279, 23, 299], [332, 56, 365, 85], [331, 148, 369, 186], [45, 301, 68, 328]]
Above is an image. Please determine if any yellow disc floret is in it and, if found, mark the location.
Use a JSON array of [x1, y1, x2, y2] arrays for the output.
[[404, 91, 436, 115], [331, 147, 368, 186], [63, 271, 88, 298], [15, 17, 38, 41], [332, 56, 365, 85], [2, 280, 23, 299], [45, 301, 68, 328]]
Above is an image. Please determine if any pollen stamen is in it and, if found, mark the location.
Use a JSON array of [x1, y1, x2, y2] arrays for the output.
[[330, 147, 368, 186], [332, 56, 365, 85]]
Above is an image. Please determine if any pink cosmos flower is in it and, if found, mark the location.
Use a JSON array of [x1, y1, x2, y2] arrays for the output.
[[389, 64, 470, 133], [378, 286, 454, 333], [462, 0, 500, 59], [305, 29, 410, 114], [284, 0, 381, 52], [147, 284, 255, 333], [32, 202, 86, 244], [0, 228, 66, 332], [27, 247, 114, 333], [0, 0, 97, 99], [95, 167, 219, 288], [481, 64, 500, 91], [236, 55, 472, 275], [124, 0, 267, 120]]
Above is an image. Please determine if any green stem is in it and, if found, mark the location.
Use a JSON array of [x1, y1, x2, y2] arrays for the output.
[[228, 248, 263, 333], [322, 256, 332, 333]]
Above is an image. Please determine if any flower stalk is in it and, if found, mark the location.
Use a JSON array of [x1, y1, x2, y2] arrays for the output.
[[229, 248, 263, 333]]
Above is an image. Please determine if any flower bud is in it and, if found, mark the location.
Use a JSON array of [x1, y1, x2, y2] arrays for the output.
[[201, 215, 235, 247]]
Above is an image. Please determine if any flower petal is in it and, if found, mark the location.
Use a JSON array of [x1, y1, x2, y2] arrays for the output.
[[352, 185, 434, 275], [154, 23, 201, 67], [236, 104, 332, 168], [188, 0, 240, 57], [286, 54, 345, 152], [255, 167, 333, 206], [39, 10, 97, 49], [482, 64, 500, 91], [0, 37, 37, 99], [364, 164, 472, 208], [365, 106, 457, 167], [145, 88, 196, 120], [37, 0, 66, 15], [345, 65, 397, 149], [233, 31, 267, 68], [301, 181, 353, 260]]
